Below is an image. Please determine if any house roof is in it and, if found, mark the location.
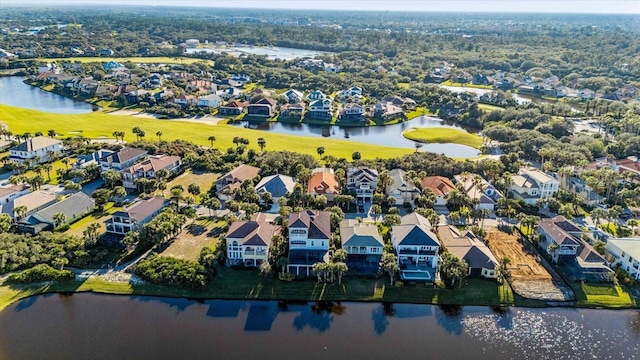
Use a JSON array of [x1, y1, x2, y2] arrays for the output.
[[0, 184, 29, 199], [518, 168, 556, 185], [285, 89, 303, 99], [253, 98, 277, 106], [255, 174, 296, 198], [347, 167, 378, 181], [339, 219, 384, 247], [421, 176, 456, 197], [608, 238, 640, 261], [511, 174, 538, 189], [310, 98, 332, 107], [538, 216, 581, 246], [308, 170, 340, 195], [577, 240, 606, 264], [453, 174, 497, 203], [100, 147, 147, 165], [13, 190, 57, 213], [400, 212, 432, 229], [20, 192, 94, 225], [113, 197, 168, 222], [76, 149, 114, 167], [392, 225, 440, 247], [288, 210, 331, 239], [221, 100, 248, 109], [437, 225, 497, 269], [11, 136, 61, 152], [120, 154, 180, 175], [388, 169, 418, 193], [218, 164, 260, 185], [281, 102, 305, 111], [225, 220, 280, 246]]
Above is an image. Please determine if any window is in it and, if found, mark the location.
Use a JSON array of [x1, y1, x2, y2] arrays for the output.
[[311, 241, 314, 246], [321, 241, 324, 247]]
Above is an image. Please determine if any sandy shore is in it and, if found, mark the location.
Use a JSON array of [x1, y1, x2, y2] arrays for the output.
[[108, 109, 226, 125]]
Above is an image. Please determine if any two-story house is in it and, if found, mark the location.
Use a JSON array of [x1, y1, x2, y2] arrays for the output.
[[8, 136, 62, 166], [120, 154, 182, 190], [287, 210, 332, 277], [74, 149, 114, 169], [339, 219, 384, 274], [421, 176, 456, 206], [510, 168, 559, 205], [99, 147, 148, 172], [226, 217, 281, 267], [386, 169, 420, 206], [284, 89, 304, 104], [606, 238, 640, 280], [437, 225, 498, 279], [215, 164, 261, 201], [391, 213, 440, 282], [336, 86, 363, 102], [247, 98, 277, 117], [537, 216, 612, 280], [306, 90, 326, 101], [105, 197, 168, 236], [218, 100, 248, 116], [280, 103, 305, 119], [338, 103, 364, 121], [347, 167, 378, 203], [307, 168, 340, 202], [309, 98, 333, 121], [196, 94, 221, 108], [0, 184, 30, 206]]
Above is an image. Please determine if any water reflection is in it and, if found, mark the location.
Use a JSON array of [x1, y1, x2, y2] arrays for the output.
[[0, 76, 97, 114], [436, 305, 464, 335]]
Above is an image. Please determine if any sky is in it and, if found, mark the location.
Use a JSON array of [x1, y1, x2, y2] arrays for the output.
[[2, 0, 640, 14]]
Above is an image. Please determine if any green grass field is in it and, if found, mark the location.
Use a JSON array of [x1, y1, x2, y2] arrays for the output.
[[38, 56, 213, 65], [572, 282, 637, 308], [402, 127, 483, 148], [441, 80, 494, 90], [0, 105, 413, 160]]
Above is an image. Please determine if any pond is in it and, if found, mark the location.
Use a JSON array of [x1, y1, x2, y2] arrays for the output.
[[232, 116, 481, 158], [0, 293, 638, 360], [185, 45, 332, 60], [0, 76, 98, 114]]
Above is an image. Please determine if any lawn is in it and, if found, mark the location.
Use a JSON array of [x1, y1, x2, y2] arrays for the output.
[[160, 219, 223, 261], [402, 127, 483, 148], [165, 169, 219, 199], [478, 103, 504, 112], [441, 80, 494, 90], [38, 56, 213, 65], [1, 105, 414, 160], [405, 106, 431, 120], [0, 270, 515, 311], [67, 202, 121, 236], [572, 282, 638, 308]]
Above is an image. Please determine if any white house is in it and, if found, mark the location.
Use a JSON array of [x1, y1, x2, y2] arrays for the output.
[[287, 210, 332, 276], [105, 197, 168, 235], [391, 213, 440, 282], [453, 174, 501, 210], [99, 147, 148, 171], [309, 98, 333, 120], [340, 219, 384, 274], [120, 154, 182, 190], [197, 94, 221, 108], [226, 217, 281, 267], [510, 168, 559, 205], [284, 89, 304, 104], [0, 185, 30, 206], [347, 167, 378, 203], [421, 176, 456, 206], [306, 90, 326, 101], [9, 136, 62, 165], [338, 103, 364, 121], [386, 169, 420, 206], [606, 238, 640, 280]]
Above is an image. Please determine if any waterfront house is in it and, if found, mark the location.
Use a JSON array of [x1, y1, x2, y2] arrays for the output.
[[105, 197, 168, 235], [120, 154, 182, 190], [339, 219, 384, 274], [99, 147, 147, 171], [247, 98, 277, 117], [421, 176, 456, 206], [437, 225, 497, 279], [307, 168, 340, 202], [197, 94, 221, 108], [215, 164, 261, 201], [17, 192, 95, 234], [174, 93, 197, 106], [509, 168, 559, 205], [8, 136, 62, 166], [338, 103, 364, 121], [287, 210, 332, 276], [386, 169, 420, 206], [280, 102, 305, 119], [306, 90, 326, 101], [309, 98, 333, 120], [226, 218, 281, 267], [218, 100, 248, 116], [347, 167, 378, 203], [606, 238, 640, 280], [284, 89, 304, 104], [391, 213, 440, 282]]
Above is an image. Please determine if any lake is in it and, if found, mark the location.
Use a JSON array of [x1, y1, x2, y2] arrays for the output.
[[232, 116, 481, 158], [0, 76, 97, 114], [185, 45, 331, 60], [0, 293, 638, 360]]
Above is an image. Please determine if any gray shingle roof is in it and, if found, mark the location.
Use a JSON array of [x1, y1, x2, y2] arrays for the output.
[[20, 192, 94, 225], [288, 210, 331, 239], [339, 220, 384, 247], [255, 174, 296, 198]]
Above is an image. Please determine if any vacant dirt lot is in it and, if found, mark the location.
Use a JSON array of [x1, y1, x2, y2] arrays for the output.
[[166, 170, 219, 197], [486, 230, 571, 301]]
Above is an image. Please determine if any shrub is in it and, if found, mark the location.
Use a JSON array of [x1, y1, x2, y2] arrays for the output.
[[134, 255, 212, 291], [278, 272, 295, 281], [7, 264, 75, 284]]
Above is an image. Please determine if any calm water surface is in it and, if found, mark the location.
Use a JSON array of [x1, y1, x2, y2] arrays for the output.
[[185, 46, 331, 60], [0, 293, 638, 360], [0, 76, 97, 114], [232, 116, 481, 158]]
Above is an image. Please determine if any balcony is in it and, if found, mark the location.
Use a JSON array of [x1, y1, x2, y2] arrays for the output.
[[398, 249, 437, 256]]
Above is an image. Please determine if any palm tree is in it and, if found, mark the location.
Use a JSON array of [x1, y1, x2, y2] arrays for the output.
[[333, 262, 348, 285], [53, 212, 66, 227], [156, 131, 163, 142], [316, 146, 325, 158], [47, 129, 56, 137], [13, 205, 28, 220], [312, 262, 328, 283], [495, 256, 511, 284], [43, 163, 53, 182], [381, 252, 399, 286], [257, 137, 266, 152], [414, 142, 423, 153], [83, 222, 101, 247], [208, 135, 216, 148], [61, 158, 70, 170]]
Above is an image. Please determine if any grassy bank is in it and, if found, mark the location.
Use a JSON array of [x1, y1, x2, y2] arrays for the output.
[[0, 267, 520, 311], [0, 104, 413, 160], [402, 127, 483, 148]]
